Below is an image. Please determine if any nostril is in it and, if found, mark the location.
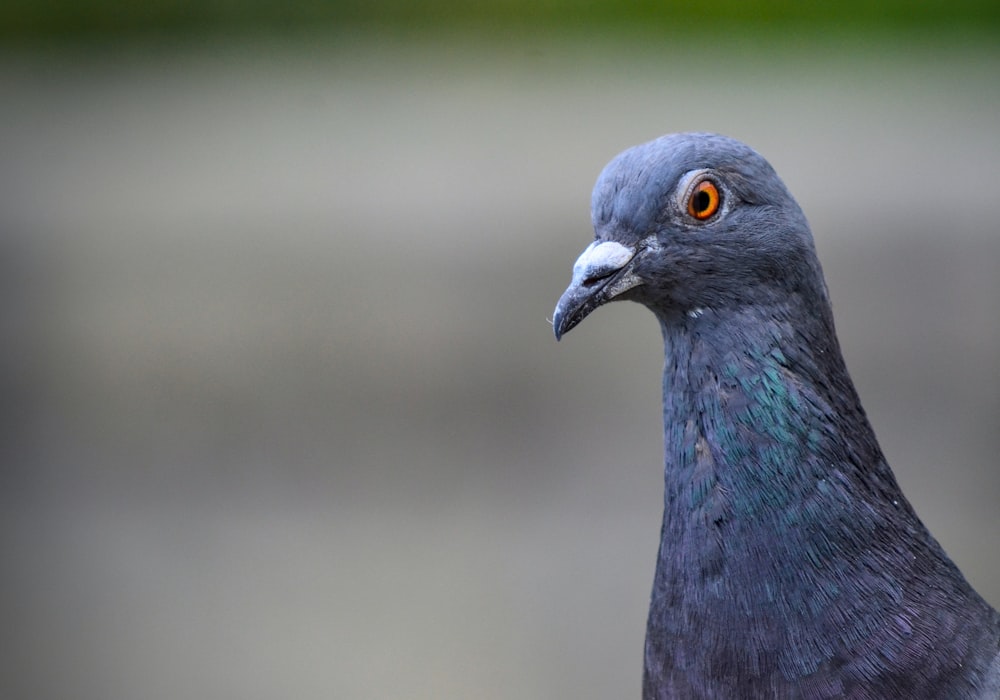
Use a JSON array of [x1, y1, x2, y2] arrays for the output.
[[570, 241, 636, 288], [581, 259, 629, 287], [581, 271, 607, 287]]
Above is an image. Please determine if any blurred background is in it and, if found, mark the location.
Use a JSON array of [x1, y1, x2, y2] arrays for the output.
[[2, 3, 999, 699]]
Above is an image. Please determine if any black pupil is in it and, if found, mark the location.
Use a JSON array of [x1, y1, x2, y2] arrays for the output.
[[694, 189, 711, 213]]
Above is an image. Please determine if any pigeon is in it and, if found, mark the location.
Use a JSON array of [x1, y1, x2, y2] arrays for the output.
[[552, 133, 1000, 699]]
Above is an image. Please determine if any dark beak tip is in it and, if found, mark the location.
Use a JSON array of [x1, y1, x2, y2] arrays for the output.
[[552, 313, 565, 341], [553, 286, 592, 342]]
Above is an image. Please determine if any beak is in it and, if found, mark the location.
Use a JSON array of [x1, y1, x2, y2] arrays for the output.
[[553, 240, 643, 340]]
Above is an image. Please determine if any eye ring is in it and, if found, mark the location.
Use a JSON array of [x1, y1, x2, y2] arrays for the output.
[[686, 179, 721, 221]]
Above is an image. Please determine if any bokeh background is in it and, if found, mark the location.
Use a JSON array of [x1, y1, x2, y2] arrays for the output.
[[2, 3, 999, 699]]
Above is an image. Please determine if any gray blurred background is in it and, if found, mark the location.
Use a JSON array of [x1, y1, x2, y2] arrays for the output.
[[1, 4, 999, 699]]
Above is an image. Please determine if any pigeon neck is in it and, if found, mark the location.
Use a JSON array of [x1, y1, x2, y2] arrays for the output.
[[654, 303, 871, 536], [647, 303, 903, 673], [643, 304, 998, 692]]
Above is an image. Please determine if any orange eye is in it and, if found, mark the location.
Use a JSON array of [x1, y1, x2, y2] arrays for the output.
[[687, 179, 720, 220]]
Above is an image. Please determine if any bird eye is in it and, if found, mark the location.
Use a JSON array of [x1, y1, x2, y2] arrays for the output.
[[687, 179, 721, 220]]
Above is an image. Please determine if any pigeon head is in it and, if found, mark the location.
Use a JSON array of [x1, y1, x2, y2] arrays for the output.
[[553, 132, 827, 339]]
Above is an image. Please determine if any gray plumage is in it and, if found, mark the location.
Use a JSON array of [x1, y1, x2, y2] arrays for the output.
[[553, 133, 1000, 698]]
